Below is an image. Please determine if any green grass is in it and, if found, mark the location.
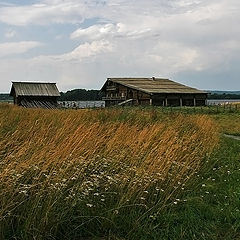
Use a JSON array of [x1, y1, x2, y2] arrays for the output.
[[140, 136, 240, 240], [92, 136, 240, 240]]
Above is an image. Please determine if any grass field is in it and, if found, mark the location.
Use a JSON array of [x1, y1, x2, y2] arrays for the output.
[[0, 104, 239, 239]]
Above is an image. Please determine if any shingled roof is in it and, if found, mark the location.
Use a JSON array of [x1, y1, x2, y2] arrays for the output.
[[10, 82, 60, 97], [102, 78, 206, 94]]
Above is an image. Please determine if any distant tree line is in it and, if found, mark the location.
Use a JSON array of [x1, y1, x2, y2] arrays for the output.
[[208, 93, 240, 99], [59, 89, 103, 101], [0, 94, 12, 101]]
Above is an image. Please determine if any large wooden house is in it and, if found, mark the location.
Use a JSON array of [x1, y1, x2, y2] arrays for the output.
[[10, 82, 60, 109], [101, 77, 207, 107]]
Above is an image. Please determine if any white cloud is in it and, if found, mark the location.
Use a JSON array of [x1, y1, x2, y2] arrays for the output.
[[0, 0, 207, 26], [0, 1, 85, 26], [70, 23, 151, 41], [56, 40, 113, 61], [4, 29, 16, 38], [71, 24, 118, 40], [0, 41, 42, 58]]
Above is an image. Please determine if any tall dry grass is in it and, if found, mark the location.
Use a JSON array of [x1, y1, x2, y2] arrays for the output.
[[0, 104, 219, 239]]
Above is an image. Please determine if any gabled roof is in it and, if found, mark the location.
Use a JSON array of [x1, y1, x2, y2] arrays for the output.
[[101, 78, 207, 94], [10, 82, 60, 97]]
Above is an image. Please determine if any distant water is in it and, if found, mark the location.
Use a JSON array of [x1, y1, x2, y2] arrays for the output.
[[2, 100, 239, 108], [58, 101, 105, 109], [207, 99, 240, 105], [59, 100, 239, 108]]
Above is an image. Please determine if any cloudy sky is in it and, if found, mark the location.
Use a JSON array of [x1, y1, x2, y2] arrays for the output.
[[0, 0, 239, 92]]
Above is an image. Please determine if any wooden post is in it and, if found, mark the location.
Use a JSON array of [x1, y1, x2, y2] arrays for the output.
[[180, 98, 183, 107], [150, 98, 152, 106], [193, 98, 196, 107], [165, 98, 168, 107]]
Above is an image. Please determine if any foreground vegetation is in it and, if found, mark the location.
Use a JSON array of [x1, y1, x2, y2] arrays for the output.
[[0, 104, 239, 239]]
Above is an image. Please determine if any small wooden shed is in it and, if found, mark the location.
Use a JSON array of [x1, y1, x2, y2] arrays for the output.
[[101, 77, 207, 107], [10, 82, 60, 109]]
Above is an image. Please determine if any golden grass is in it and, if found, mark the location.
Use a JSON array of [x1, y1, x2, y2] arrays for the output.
[[0, 104, 219, 238]]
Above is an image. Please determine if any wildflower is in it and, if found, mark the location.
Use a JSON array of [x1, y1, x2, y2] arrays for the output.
[[86, 203, 93, 208], [101, 199, 105, 202], [113, 210, 119, 215], [19, 190, 28, 195], [173, 201, 178, 205], [140, 197, 145, 200], [202, 184, 206, 187]]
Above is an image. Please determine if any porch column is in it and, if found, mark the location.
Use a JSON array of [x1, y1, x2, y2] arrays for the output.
[[180, 98, 183, 107], [193, 98, 196, 106], [150, 98, 152, 106], [165, 97, 168, 107]]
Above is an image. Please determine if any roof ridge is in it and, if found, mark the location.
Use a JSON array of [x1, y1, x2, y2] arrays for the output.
[[12, 81, 57, 84]]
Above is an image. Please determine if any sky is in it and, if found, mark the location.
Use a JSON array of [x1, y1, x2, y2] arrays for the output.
[[0, 0, 239, 92]]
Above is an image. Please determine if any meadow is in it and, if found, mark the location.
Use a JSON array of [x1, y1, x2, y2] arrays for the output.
[[0, 104, 239, 239]]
